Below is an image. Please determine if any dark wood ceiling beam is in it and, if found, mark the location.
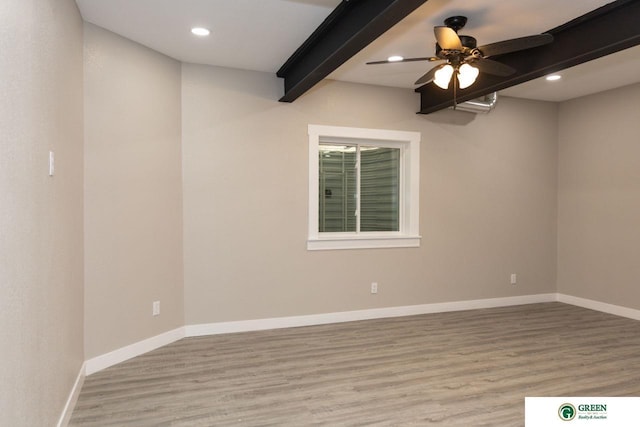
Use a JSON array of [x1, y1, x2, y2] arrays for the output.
[[416, 0, 640, 114], [277, 0, 428, 103]]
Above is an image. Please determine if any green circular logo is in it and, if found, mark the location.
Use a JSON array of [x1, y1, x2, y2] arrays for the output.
[[558, 403, 576, 421]]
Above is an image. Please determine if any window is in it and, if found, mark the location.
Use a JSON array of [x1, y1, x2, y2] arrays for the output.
[[308, 125, 420, 250]]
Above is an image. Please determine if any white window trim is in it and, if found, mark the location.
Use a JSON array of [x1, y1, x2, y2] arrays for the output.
[[308, 124, 421, 251]]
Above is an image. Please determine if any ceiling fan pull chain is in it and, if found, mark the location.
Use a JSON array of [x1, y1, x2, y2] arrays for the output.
[[453, 69, 458, 110]]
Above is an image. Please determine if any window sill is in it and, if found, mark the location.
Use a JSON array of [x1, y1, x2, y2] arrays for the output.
[[307, 235, 421, 251]]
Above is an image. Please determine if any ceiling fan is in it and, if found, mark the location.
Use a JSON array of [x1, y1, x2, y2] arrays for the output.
[[367, 16, 553, 103]]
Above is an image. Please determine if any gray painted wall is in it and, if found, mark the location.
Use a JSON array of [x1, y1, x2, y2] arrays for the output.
[[0, 0, 84, 425], [83, 24, 185, 359], [181, 63, 559, 325], [558, 82, 640, 310]]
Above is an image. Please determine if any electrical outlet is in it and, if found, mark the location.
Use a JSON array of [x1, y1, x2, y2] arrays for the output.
[[371, 282, 378, 294], [510, 273, 517, 285], [152, 301, 160, 316]]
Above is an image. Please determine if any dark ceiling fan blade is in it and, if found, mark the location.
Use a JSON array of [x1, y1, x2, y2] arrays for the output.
[[434, 26, 462, 50], [477, 33, 553, 57], [472, 58, 516, 76], [414, 64, 444, 85], [366, 56, 441, 65]]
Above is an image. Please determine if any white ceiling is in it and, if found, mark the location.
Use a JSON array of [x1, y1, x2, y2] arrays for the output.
[[75, 0, 640, 103], [76, 0, 342, 73]]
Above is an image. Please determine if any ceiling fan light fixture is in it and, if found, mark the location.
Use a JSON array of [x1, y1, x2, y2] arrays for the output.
[[457, 63, 479, 89], [387, 55, 404, 62], [434, 64, 454, 89]]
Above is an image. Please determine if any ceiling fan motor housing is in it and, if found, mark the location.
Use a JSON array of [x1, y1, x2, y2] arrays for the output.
[[436, 16, 475, 56], [435, 35, 477, 57], [458, 35, 477, 49]]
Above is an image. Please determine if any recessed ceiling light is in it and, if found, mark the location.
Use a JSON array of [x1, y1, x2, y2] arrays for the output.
[[387, 55, 404, 62], [546, 74, 562, 81], [191, 27, 210, 36]]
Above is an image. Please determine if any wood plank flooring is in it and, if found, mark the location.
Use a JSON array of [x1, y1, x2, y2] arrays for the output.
[[69, 303, 640, 426]]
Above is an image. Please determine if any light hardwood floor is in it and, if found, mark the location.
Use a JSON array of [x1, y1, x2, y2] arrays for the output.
[[69, 303, 640, 426]]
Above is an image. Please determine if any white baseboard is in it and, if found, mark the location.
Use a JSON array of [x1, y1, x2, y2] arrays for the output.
[[185, 293, 557, 337], [557, 293, 640, 321], [85, 327, 185, 375], [57, 362, 85, 427], [85, 293, 640, 377]]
